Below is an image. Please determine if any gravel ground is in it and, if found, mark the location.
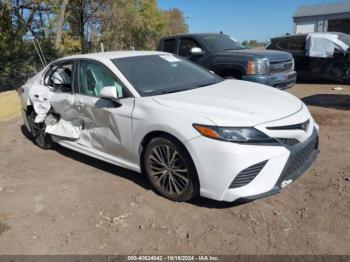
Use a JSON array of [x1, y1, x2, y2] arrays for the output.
[[0, 83, 349, 255]]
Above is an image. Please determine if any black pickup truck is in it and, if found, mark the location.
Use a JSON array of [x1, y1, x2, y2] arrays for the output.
[[157, 33, 296, 89]]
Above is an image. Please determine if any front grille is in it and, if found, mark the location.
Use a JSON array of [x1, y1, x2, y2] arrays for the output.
[[229, 160, 267, 189], [269, 59, 293, 74], [276, 138, 300, 146], [285, 137, 318, 176]]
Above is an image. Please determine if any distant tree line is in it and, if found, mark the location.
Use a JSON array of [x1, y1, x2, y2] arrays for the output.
[[242, 40, 268, 49], [0, 0, 188, 91]]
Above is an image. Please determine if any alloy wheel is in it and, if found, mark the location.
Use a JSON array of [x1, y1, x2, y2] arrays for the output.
[[148, 144, 189, 195]]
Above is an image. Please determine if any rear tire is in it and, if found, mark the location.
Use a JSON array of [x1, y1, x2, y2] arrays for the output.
[[143, 136, 199, 202], [27, 111, 56, 149]]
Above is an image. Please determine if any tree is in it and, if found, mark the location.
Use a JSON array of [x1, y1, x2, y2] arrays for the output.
[[66, 0, 104, 53], [55, 0, 70, 50], [0, 0, 189, 90], [164, 8, 188, 36]]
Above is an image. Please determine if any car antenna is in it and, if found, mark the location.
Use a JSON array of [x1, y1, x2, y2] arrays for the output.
[[31, 37, 46, 69], [100, 42, 104, 52]]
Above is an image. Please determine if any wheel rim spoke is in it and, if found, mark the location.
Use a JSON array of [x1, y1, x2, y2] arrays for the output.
[[173, 172, 189, 184], [148, 144, 190, 195]]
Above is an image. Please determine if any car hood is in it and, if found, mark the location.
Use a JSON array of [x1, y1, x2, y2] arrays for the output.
[[219, 49, 292, 61], [152, 80, 302, 126]]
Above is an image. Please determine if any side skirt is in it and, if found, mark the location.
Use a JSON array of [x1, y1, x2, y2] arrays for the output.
[[52, 137, 141, 173]]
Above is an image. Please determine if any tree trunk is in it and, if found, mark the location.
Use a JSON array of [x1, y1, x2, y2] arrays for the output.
[[80, 1, 85, 54], [55, 0, 70, 50]]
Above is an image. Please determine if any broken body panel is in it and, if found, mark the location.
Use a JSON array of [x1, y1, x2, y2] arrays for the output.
[[267, 32, 350, 83]]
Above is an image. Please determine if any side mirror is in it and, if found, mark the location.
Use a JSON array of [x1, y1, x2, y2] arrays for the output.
[[100, 86, 118, 100], [190, 47, 205, 56]]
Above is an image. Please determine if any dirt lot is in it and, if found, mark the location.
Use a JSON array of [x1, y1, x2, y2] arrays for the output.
[[0, 84, 349, 255]]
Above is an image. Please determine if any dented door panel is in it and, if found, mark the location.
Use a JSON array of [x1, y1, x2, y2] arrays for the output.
[[73, 94, 135, 162]]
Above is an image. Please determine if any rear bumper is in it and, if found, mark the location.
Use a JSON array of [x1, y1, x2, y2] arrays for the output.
[[243, 70, 297, 89]]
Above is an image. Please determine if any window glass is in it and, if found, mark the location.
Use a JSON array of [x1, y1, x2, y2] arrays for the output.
[[200, 34, 245, 51], [163, 39, 177, 53], [337, 33, 350, 46], [288, 38, 306, 51], [113, 55, 223, 97], [179, 38, 200, 57], [276, 39, 288, 50], [78, 60, 128, 98], [44, 62, 74, 93]]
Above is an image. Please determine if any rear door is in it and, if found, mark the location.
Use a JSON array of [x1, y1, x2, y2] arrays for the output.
[[73, 59, 135, 162], [42, 59, 82, 139], [160, 38, 178, 54]]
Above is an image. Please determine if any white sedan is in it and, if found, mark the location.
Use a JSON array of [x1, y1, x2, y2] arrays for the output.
[[18, 51, 319, 202]]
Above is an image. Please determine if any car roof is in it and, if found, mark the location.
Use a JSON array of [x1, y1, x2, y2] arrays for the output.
[[161, 33, 225, 39], [271, 34, 307, 41], [271, 32, 345, 41], [56, 51, 168, 62]]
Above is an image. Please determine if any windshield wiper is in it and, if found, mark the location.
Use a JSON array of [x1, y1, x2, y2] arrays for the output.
[[157, 88, 193, 95]]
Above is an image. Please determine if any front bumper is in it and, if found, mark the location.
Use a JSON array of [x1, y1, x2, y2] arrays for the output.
[[242, 70, 297, 89], [185, 108, 319, 202], [237, 128, 319, 202]]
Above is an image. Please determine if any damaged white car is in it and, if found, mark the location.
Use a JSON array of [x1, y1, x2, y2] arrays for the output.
[[19, 51, 319, 202]]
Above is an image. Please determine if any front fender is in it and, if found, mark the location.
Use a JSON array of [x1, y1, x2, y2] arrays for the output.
[[131, 98, 213, 165]]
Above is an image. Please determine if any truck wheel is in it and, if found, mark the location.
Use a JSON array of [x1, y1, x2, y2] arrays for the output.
[[28, 111, 56, 149]]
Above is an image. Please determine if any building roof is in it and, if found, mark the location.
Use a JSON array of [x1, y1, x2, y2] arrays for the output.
[[293, 1, 350, 18]]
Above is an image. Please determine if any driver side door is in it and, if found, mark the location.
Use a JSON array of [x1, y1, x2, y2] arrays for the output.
[[73, 59, 135, 164]]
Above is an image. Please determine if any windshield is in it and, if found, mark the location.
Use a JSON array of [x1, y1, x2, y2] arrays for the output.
[[200, 34, 245, 51], [113, 55, 223, 97]]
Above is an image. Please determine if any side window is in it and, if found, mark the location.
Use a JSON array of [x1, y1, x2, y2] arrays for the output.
[[179, 38, 200, 57], [288, 38, 306, 51], [163, 39, 177, 54], [78, 60, 129, 98], [276, 39, 289, 50], [44, 61, 74, 93]]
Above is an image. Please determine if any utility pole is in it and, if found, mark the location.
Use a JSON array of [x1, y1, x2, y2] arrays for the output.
[[186, 15, 190, 32]]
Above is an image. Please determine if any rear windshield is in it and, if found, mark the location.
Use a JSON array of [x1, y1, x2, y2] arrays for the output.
[[200, 34, 245, 51]]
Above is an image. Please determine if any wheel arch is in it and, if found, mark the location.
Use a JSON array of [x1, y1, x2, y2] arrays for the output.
[[211, 64, 246, 79], [139, 130, 187, 163], [138, 130, 201, 189]]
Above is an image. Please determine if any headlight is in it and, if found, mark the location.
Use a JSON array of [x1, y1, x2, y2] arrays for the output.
[[193, 124, 276, 143], [291, 58, 295, 70], [247, 59, 269, 75]]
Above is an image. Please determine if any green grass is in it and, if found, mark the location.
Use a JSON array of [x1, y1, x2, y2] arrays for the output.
[[0, 90, 21, 121]]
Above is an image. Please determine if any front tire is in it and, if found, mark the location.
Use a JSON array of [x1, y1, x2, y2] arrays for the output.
[[143, 136, 199, 202], [27, 111, 56, 149]]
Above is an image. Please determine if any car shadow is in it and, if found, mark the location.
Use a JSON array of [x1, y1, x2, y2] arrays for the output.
[[302, 94, 350, 110], [20, 125, 151, 190], [188, 196, 252, 209], [21, 125, 255, 208]]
